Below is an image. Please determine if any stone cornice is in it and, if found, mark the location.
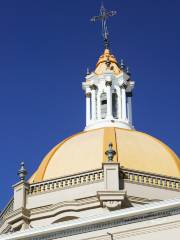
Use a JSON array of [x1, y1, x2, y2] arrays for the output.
[[30, 197, 99, 221], [1, 198, 180, 240]]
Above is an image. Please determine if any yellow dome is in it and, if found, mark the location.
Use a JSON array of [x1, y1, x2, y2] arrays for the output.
[[30, 128, 180, 183], [94, 49, 122, 76]]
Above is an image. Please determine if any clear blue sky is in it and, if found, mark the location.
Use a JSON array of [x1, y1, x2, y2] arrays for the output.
[[0, 0, 179, 210]]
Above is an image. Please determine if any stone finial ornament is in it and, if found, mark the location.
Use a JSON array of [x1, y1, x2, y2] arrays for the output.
[[105, 143, 116, 162], [86, 67, 90, 75], [18, 161, 27, 181], [120, 59, 125, 70], [126, 66, 131, 76]]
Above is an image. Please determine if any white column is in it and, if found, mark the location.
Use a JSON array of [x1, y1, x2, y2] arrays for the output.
[[106, 81, 112, 119], [121, 87, 127, 120], [90, 85, 97, 121], [117, 87, 122, 120], [127, 92, 133, 125], [86, 92, 91, 126], [97, 92, 101, 120]]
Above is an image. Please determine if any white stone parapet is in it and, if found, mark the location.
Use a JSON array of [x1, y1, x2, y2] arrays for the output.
[[27, 168, 180, 196]]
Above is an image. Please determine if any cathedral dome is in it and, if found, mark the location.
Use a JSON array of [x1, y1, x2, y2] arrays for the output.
[[30, 128, 180, 183]]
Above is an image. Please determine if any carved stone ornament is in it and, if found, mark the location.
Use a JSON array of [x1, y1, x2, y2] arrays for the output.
[[97, 191, 127, 210], [103, 200, 122, 209]]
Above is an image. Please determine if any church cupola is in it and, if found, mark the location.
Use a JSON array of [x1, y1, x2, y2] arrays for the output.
[[82, 4, 135, 131], [82, 49, 135, 130]]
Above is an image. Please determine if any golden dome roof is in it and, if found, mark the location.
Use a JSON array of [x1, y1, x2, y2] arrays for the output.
[[94, 49, 122, 75], [30, 128, 180, 183]]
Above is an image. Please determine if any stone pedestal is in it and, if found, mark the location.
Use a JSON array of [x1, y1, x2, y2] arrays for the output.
[[98, 160, 130, 210], [13, 181, 29, 210], [103, 162, 120, 191]]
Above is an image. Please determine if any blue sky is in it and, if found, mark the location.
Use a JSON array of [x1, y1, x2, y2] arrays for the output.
[[0, 0, 179, 210]]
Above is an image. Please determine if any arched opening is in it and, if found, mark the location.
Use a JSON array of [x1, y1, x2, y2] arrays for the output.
[[100, 93, 107, 119], [112, 93, 118, 118]]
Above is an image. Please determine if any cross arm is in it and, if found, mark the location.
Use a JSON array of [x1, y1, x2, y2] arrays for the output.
[[90, 15, 103, 22]]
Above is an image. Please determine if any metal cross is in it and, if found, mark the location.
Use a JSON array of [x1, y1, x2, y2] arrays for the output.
[[91, 3, 117, 49]]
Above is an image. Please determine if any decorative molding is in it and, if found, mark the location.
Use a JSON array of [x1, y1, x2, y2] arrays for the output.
[[30, 197, 99, 220], [1, 198, 180, 240], [97, 191, 127, 210], [28, 207, 180, 240], [0, 199, 14, 229]]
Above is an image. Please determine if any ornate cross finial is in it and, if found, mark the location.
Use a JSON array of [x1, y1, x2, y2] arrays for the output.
[[105, 143, 116, 162], [91, 3, 117, 49], [18, 161, 27, 181]]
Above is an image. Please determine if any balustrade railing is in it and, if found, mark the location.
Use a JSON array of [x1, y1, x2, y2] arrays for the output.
[[29, 169, 104, 195], [123, 169, 180, 190], [28, 167, 180, 196]]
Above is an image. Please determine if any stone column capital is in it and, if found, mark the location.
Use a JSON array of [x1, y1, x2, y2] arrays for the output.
[[90, 84, 97, 90], [105, 81, 112, 87], [85, 92, 91, 98]]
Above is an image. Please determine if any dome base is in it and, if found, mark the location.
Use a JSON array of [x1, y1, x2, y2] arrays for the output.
[[84, 119, 133, 131]]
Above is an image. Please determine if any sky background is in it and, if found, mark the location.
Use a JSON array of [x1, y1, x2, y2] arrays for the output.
[[0, 0, 179, 210]]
